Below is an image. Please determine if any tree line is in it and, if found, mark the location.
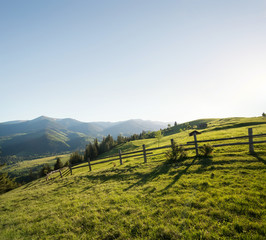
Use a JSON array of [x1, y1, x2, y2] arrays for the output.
[[41, 130, 162, 174]]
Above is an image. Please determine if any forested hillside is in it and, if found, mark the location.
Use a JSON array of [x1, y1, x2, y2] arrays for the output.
[[0, 116, 167, 162]]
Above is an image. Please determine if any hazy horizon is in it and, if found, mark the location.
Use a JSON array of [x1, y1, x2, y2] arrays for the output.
[[1, 0, 265, 123], [0, 115, 171, 124], [0, 114, 263, 126]]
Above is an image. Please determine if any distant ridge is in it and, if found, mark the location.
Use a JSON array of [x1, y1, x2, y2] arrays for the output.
[[0, 116, 168, 158]]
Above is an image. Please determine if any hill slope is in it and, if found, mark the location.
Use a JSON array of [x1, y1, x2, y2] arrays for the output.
[[0, 117, 265, 239], [0, 116, 167, 159]]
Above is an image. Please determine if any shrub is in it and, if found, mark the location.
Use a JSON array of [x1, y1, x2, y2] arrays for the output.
[[165, 141, 187, 161], [200, 144, 213, 157]]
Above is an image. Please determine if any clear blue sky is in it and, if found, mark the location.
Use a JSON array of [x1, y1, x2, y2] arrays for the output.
[[1, 0, 265, 123]]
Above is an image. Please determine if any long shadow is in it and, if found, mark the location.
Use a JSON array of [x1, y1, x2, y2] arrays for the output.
[[208, 122, 266, 132], [124, 158, 187, 191], [45, 168, 72, 182], [194, 156, 213, 174], [251, 153, 266, 164], [62, 169, 71, 177], [79, 165, 139, 182], [23, 178, 42, 189], [162, 157, 197, 191], [80, 165, 142, 193]]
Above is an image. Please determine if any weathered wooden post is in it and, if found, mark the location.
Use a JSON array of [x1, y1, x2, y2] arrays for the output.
[[69, 166, 72, 175], [143, 144, 147, 163], [248, 128, 254, 153], [59, 169, 63, 178], [194, 133, 198, 156], [119, 150, 123, 165], [189, 130, 201, 157], [88, 157, 92, 171]]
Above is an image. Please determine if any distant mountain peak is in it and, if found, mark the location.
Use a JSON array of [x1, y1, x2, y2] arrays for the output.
[[31, 116, 52, 122], [0, 116, 168, 157]]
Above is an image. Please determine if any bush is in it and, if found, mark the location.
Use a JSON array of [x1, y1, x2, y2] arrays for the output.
[[165, 141, 187, 161], [200, 144, 213, 157]]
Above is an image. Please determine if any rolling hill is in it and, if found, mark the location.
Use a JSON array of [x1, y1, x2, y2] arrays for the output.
[[0, 116, 167, 159], [0, 116, 265, 239]]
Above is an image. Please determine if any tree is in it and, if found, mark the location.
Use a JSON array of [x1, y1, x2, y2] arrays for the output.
[[84, 144, 90, 161], [54, 157, 63, 170], [185, 123, 191, 131], [94, 138, 99, 153], [69, 152, 83, 165], [64, 160, 70, 167], [0, 164, 18, 194], [117, 134, 124, 144], [198, 123, 207, 129], [174, 121, 177, 126], [155, 130, 163, 147], [90, 142, 98, 160], [263, 112, 266, 117], [40, 163, 52, 177]]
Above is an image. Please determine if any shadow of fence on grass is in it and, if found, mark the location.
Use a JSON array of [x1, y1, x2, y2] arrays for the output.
[[162, 157, 197, 191], [124, 157, 197, 191], [23, 178, 42, 189], [251, 153, 266, 164]]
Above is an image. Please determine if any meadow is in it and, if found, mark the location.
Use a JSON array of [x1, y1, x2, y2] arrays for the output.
[[0, 117, 265, 239], [1, 154, 70, 183]]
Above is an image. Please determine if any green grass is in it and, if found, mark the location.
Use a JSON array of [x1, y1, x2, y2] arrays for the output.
[[1, 154, 70, 183], [0, 117, 265, 239]]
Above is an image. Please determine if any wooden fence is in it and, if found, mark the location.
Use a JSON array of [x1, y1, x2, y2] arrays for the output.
[[46, 166, 72, 181], [186, 128, 266, 156], [47, 128, 266, 179]]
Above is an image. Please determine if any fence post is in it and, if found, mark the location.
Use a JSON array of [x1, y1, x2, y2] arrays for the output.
[[119, 150, 123, 165], [59, 169, 63, 178], [88, 157, 92, 171], [69, 166, 72, 175], [248, 128, 254, 153], [143, 144, 147, 163], [193, 132, 199, 156]]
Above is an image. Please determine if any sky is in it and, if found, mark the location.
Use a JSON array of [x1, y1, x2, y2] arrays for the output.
[[1, 0, 266, 123]]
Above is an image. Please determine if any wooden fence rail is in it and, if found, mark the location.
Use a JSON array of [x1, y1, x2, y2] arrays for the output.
[[46, 128, 265, 179], [188, 128, 266, 156], [46, 166, 71, 181], [75, 127, 265, 172], [187, 133, 266, 144]]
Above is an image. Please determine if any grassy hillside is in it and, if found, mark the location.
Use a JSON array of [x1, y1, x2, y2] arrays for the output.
[[1, 154, 70, 183], [0, 117, 265, 239]]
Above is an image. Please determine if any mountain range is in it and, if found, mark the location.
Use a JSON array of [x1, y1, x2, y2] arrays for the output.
[[0, 116, 168, 158]]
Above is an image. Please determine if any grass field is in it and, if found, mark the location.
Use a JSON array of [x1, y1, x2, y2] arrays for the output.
[[1, 154, 70, 183], [0, 117, 265, 239]]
